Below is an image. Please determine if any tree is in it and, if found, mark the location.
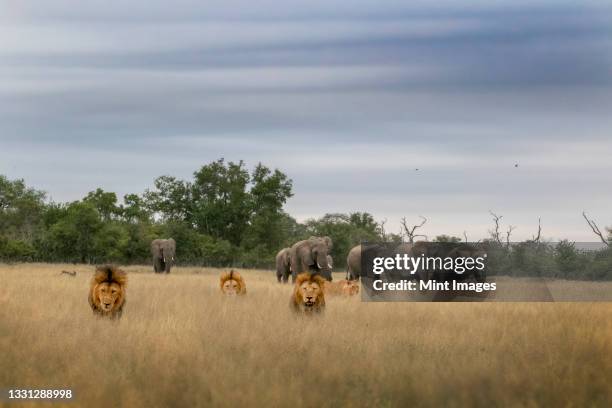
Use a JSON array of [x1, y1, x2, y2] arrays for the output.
[[554, 240, 580, 279], [242, 163, 293, 253], [400, 216, 427, 243], [582, 211, 610, 246], [0, 175, 47, 241], [190, 159, 251, 245], [489, 211, 515, 248], [120, 193, 151, 223], [46, 202, 103, 263], [92, 222, 129, 262], [144, 175, 193, 222], [84, 188, 120, 221]]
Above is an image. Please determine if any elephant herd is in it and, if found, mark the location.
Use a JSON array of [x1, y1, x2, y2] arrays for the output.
[[275, 236, 335, 283], [150, 236, 485, 288], [149, 236, 335, 279]]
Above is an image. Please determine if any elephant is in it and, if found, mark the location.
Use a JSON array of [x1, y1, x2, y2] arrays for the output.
[[151, 238, 176, 274], [275, 247, 292, 283], [290, 237, 333, 282], [346, 242, 414, 281], [346, 244, 362, 281]]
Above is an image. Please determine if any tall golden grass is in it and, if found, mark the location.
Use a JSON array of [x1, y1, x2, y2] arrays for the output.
[[1, 263, 611, 407]]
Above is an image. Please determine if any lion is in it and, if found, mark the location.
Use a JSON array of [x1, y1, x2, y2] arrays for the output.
[[290, 273, 326, 314], [88, 265, 127, 319], [324, 279, 360, 297], [220, 270, 247, 296]]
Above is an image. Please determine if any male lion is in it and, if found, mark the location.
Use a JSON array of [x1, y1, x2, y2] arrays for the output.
[[88, 265, 127, 319], [324, 279, 360, 297], [290, 273, 326, 314], [220, 270, 247, 296]]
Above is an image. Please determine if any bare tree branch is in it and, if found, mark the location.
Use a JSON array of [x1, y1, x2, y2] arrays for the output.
[[531, 217, 542, 243], [505, 225, 516, 248], [582, 211, 610, 246], [400, 216, 428, 243], [489, 211, 503, 244], [379, 218, 388, 242]]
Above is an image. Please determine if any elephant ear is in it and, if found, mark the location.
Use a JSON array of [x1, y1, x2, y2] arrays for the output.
[[284, 250, 291, 267], [167, 238, 176, 252], [301, 243, 314, 266], [151, 240, 160, 256]]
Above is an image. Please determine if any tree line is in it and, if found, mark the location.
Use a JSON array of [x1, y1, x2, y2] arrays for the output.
[[1, 158, 610, 279], [0, 159, 385, 268]]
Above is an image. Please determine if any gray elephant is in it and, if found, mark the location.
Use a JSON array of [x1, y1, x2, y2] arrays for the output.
[[290, 237, 333, 282], [151, 238, 176, 274], [275, 247, 292, 283], [346, 244, 362, 281], [346, 242, 397, 280]]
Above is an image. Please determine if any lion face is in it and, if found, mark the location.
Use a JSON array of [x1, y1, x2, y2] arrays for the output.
[[340, 280, 360, 296], [222, 279, 241, 295], [323, 279, 360, 297], [299, 280, 322, 307], [292, 273, 326, 313], [219, 270, 246, 296], [94, 282, 123, 312]]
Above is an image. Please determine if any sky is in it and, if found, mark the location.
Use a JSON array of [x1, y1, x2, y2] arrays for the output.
[[1, 0, 611, 241]]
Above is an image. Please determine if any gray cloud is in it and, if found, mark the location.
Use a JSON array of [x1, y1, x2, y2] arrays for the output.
[[0, 1, 611, 240]]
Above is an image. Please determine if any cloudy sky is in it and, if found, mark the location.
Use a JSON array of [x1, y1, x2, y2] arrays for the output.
[[1, 0, 611, 240]]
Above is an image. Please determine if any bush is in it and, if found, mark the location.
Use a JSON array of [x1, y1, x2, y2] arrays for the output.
[[0, 237, 36, 261]]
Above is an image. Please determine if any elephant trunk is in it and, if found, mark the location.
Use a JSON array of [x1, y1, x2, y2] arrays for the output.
[[316, 252, 332, 272], [315, 251, 333, 281], [315, 251, 328, 270]]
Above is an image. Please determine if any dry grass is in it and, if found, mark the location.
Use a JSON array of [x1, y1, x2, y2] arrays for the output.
[[1, 263, 611, 408]]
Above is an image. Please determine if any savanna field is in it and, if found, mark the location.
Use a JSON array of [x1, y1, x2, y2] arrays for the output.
[[1, 264, 611, 408]]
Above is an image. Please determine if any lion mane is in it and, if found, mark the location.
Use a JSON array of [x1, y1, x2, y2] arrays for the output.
[[219, 270, 247, 295], [88, 265, 127, 319], [290, 272, 326, 314]]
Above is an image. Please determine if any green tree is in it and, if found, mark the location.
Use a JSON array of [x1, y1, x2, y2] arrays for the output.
[[83, 188, 120, 221], [92, 222, 129, 263], [0, 175, 47, 241], [46, 202, 103, 263], [144, 175, 193, 222], [242, 164, 293, 254], [554, 240, 580, 278], [120, 193, 152, 223], [0, 236, 36, 261], [190, 159, 251, 245]]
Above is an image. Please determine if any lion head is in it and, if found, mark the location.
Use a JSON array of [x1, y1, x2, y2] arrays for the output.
[[88, 265, 127, 319], [220, 270, 247, 296], [325, 279, 360, 297], [343, 280, 360, 296], [291, 273, 326, 313]]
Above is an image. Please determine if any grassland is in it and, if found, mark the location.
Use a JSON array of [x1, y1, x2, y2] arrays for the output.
[[1, 263, 611, 407]]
